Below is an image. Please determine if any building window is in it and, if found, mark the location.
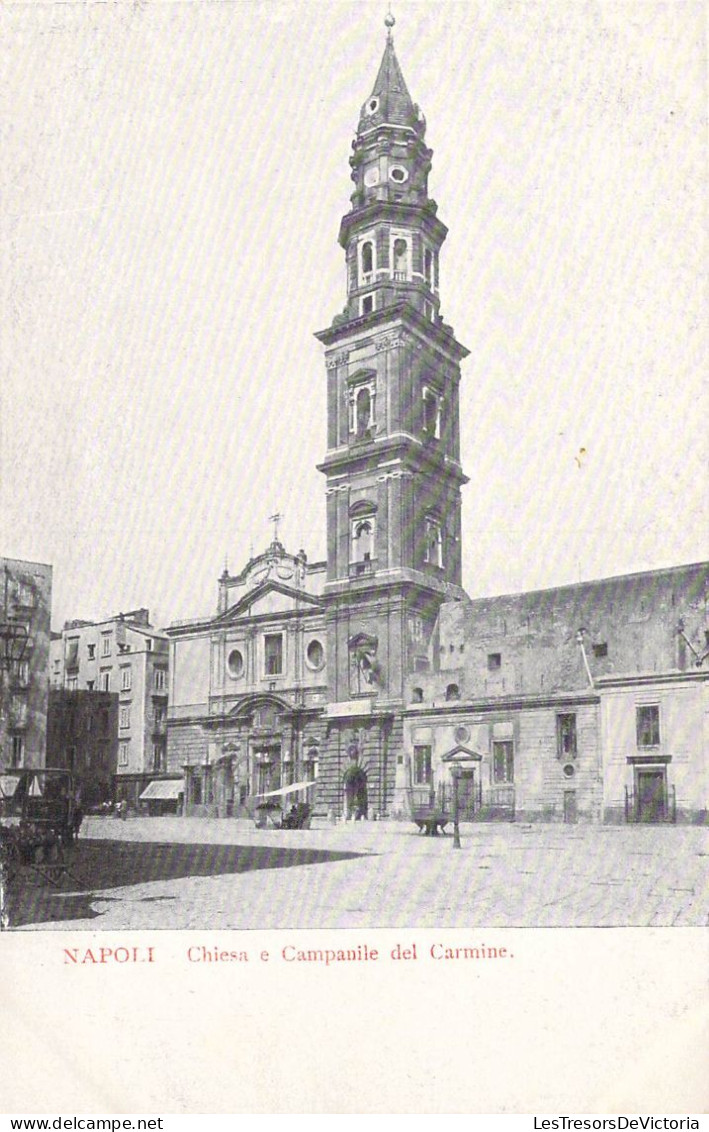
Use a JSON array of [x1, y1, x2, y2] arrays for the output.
[[389, 165, 409, 184], [11, 735, 23, 768], [86, 680, 94, 692], [487, 653, 502, 671], [445, 683, 460, 701], [118, 742, 129, 767], [100, 670, 110, 692], [557, 713, 577, 759], [146, 639, 153, 652], [392, 236, 409, 280], [154, 668, 167, 692], [153, 743, 165, 772], [411, 687, 423, 703], [422, 387, 441, 438], [306, 639, 325, 670], [424, 247, 434, 287], [120, 666, 132, 691], [360, 293, 375, 316], [119, 707, 131, 729], [228, 648, 245, 678], [637, 705, 660, 748], [413, 745, 432, 786], [67, 676, 78, 691], [101, 633, 111, 657], [492, 741, 514, 784], [10, 696, 27, 727], [87, 644, 95, 660], [264, 634, 283, 676], [351, 516, 376, 565], [356, 387, 372, 437], [424, 517, 443, 568], [593, 642, 608, 658], [349, 381, 376, 437], [360, 239, 375, 284]]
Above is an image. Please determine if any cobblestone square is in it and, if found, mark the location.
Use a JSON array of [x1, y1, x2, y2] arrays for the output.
[[8, 815, 709, 930]]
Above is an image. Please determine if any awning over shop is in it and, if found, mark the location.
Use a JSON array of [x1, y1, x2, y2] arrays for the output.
[[255, 780, 316, 800], [139, 779, 183, 801]]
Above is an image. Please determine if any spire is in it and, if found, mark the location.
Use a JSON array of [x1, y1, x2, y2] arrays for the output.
[[357, 14, 418, 135]]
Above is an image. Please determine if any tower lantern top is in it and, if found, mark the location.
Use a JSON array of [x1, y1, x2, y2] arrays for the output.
[[356, 16, 423, 140]]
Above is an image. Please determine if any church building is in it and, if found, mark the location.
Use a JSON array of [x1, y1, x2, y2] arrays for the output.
[[165, 20, 708, 825]]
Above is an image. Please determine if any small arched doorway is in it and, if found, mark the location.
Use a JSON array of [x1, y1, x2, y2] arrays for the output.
[[343, 763, 368, 820]]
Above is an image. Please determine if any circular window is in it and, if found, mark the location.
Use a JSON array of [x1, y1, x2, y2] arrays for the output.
[[306, 639, 325, 670], [366, 97, 379, 115], [455, 725, 470, 744], [389, 165, 409, 183], [227, 648, 244, 678], [563, 763, 575, 778]]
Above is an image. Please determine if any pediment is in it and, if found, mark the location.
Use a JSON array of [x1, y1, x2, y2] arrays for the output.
[[348, 632, 378, 651], [441, 744, 483, 763], [215, 580, 323, 624]]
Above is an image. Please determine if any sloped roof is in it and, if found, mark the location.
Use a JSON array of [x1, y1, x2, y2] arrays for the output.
[[358, 27, 416, 134]]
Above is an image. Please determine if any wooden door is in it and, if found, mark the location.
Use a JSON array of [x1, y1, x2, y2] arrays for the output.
[[637, 769, 666, 822], [457, 770, 477, 820], [563, 790, 577, 824]]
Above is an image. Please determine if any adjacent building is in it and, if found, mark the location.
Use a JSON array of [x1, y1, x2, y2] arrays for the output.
[[49, 608, 169, 808], [0, 557, 52, 771], [396, 562, 708, 824], [46, 688, 118, 808], [166, 21, 708, 825]]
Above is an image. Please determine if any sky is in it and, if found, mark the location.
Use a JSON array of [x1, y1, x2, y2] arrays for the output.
[[2, 0, 706, 632]]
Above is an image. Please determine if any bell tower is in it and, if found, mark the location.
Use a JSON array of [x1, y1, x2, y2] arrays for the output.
[[315, 16, 469, 816]]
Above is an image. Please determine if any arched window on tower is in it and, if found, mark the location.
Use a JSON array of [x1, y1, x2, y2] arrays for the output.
[[356, 386, 372, 438], [424, 248, 434, 288], [351, 515, 376, 571], [361, 241, 374, 284], [348, 376, 376, 438], [393, 238, 408, 281], [424, 517, 443, 569], [422, 386, 441, 438]]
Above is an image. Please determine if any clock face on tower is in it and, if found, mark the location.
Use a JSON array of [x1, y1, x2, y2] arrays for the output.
[[364, 166, 380, 187]]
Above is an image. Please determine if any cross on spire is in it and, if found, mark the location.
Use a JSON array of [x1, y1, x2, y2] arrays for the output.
[[269, 512, 283, 544]]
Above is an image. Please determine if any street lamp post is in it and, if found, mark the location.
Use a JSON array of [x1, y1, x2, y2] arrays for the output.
[[452, 766, 461, 849]]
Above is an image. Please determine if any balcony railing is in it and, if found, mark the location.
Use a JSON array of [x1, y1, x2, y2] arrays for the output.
[[625, 784, 676, 824], [349, 559, 376, 578], [411, 781, 515, 822]]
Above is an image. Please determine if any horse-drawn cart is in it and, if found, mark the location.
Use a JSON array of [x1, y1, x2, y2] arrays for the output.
[[0, 768, 82, 889]]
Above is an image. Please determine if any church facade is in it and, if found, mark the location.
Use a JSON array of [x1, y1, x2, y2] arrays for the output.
[[165, 22, 708, 825]]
